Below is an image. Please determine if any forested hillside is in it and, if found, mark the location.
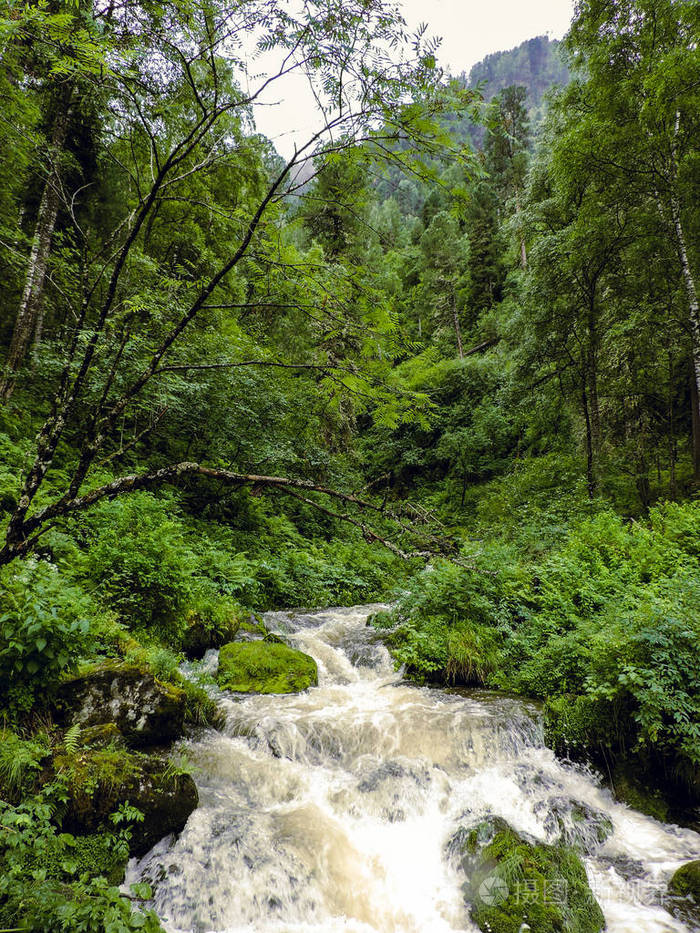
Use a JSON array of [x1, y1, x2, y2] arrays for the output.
[[1, 0, 699, 929], [466, 34, 569, 106]]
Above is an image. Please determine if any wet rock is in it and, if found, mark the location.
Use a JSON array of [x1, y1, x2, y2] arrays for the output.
[[513, 764, 561, 794], [664, 860, 700, 930], [448, 814, 606, 933], [357, 759, 431, 793], [217, 641, 318, 694], [667, 860, 700, 925], [56, 661, 186, 747], [536, 796, 613, 853], [182, 611, 243, 660], [354, 759, 433, 822], [669, 860, 700, 900], [56, 742, 198, 857], [597, 854, 645, 880]]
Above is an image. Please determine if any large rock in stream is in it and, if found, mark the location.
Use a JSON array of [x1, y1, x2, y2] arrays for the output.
[[182, 610, 243, 660], [667, 860, 700, 927], [54, 729, 198, 857], [56, 661, 186, 747], [52, 662, 196, 856], [217, 640, 318, 694], [448, 815, 606, 933]]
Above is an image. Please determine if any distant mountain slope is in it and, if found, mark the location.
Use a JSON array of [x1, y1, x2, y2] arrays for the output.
[[465, 34, 570, 108]]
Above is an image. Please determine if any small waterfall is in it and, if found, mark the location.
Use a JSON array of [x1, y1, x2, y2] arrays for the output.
[[128, 605, 700, 932]]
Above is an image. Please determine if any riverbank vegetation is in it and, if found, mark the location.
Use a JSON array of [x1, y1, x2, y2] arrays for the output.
[[1, 0, 699, 927]]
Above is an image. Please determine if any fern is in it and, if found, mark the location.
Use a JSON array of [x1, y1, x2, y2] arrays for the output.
[[63, 723, 81, 754]]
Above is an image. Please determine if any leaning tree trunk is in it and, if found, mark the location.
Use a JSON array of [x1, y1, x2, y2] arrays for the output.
[[0, 103, 70, 401]]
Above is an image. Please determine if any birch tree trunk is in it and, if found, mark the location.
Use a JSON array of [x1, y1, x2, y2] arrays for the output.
[[0, 103, 70, 401], [670, 197, 700, 433], [667, 112, 700, 480]]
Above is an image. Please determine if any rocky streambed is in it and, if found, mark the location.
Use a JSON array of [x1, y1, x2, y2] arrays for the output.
[[116, 605, 700, 932]]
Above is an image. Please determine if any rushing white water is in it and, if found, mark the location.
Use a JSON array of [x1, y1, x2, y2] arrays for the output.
[[128, 605, 700, 933]]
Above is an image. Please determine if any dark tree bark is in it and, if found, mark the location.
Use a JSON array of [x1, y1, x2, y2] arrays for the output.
[[452, 291, 464, 359], [0, 100, 71, 400], [691, 368, 700, 483], [582, 378, 595, 499]]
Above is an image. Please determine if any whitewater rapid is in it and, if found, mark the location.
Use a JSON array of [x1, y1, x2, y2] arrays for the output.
[[127, 605, 700, 932]]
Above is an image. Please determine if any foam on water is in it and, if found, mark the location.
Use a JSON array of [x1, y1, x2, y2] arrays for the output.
[[128, 605, 700, 932]]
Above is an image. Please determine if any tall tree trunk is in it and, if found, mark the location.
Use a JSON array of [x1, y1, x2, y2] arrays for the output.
[[668, 112, 700, 472], [452, 291, 464, 359], [0, 102, 70, 401], [666, 354, 676, 497], [515, 196, 527, 270], [519, 234, 528, 271], [672, 201, 700, 464], [582, 378, 595, 498], [587, 302, 601, 455], [587, 364, 601, 454], [691, 369, 700, 483]]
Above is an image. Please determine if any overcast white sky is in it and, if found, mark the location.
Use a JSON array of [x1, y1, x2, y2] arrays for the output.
[[251, 0, 576, 157]]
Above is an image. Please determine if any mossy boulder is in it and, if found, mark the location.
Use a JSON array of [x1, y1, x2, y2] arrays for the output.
[[182, 610, 243, 660], [56, 661, 186, 747], [667, 860, 700, 927], [449, 816, 605, 933], [217, 640, 318, 694], [669, 860, 700, 901], [55, 741, 198, 856]]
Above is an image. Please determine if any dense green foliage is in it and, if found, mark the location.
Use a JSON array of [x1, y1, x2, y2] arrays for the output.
[[0, 733, 161, 932], [1, 0, 699, 924], [373, 500, 700, 794]]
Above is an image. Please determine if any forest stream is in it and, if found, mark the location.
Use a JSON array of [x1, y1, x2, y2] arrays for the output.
[[127, 605, 700, 933]]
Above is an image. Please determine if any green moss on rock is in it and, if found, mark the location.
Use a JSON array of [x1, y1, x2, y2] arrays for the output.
[[182, 608, 243, 660], [669, 860, 700, 900], [56, 661, 186, 747], [450, 816, 605, 933], [54, 742, 198, 856], [217, 641, 318, 694]]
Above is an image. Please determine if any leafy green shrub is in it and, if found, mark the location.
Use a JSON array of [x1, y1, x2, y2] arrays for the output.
[[0, 561, 95, 714], [0, 793, 162, 932], [586, 573, 700, 778], [81, 493, 195, 638], [374, 501, 700, 793], [0, 729, 49, 802]]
